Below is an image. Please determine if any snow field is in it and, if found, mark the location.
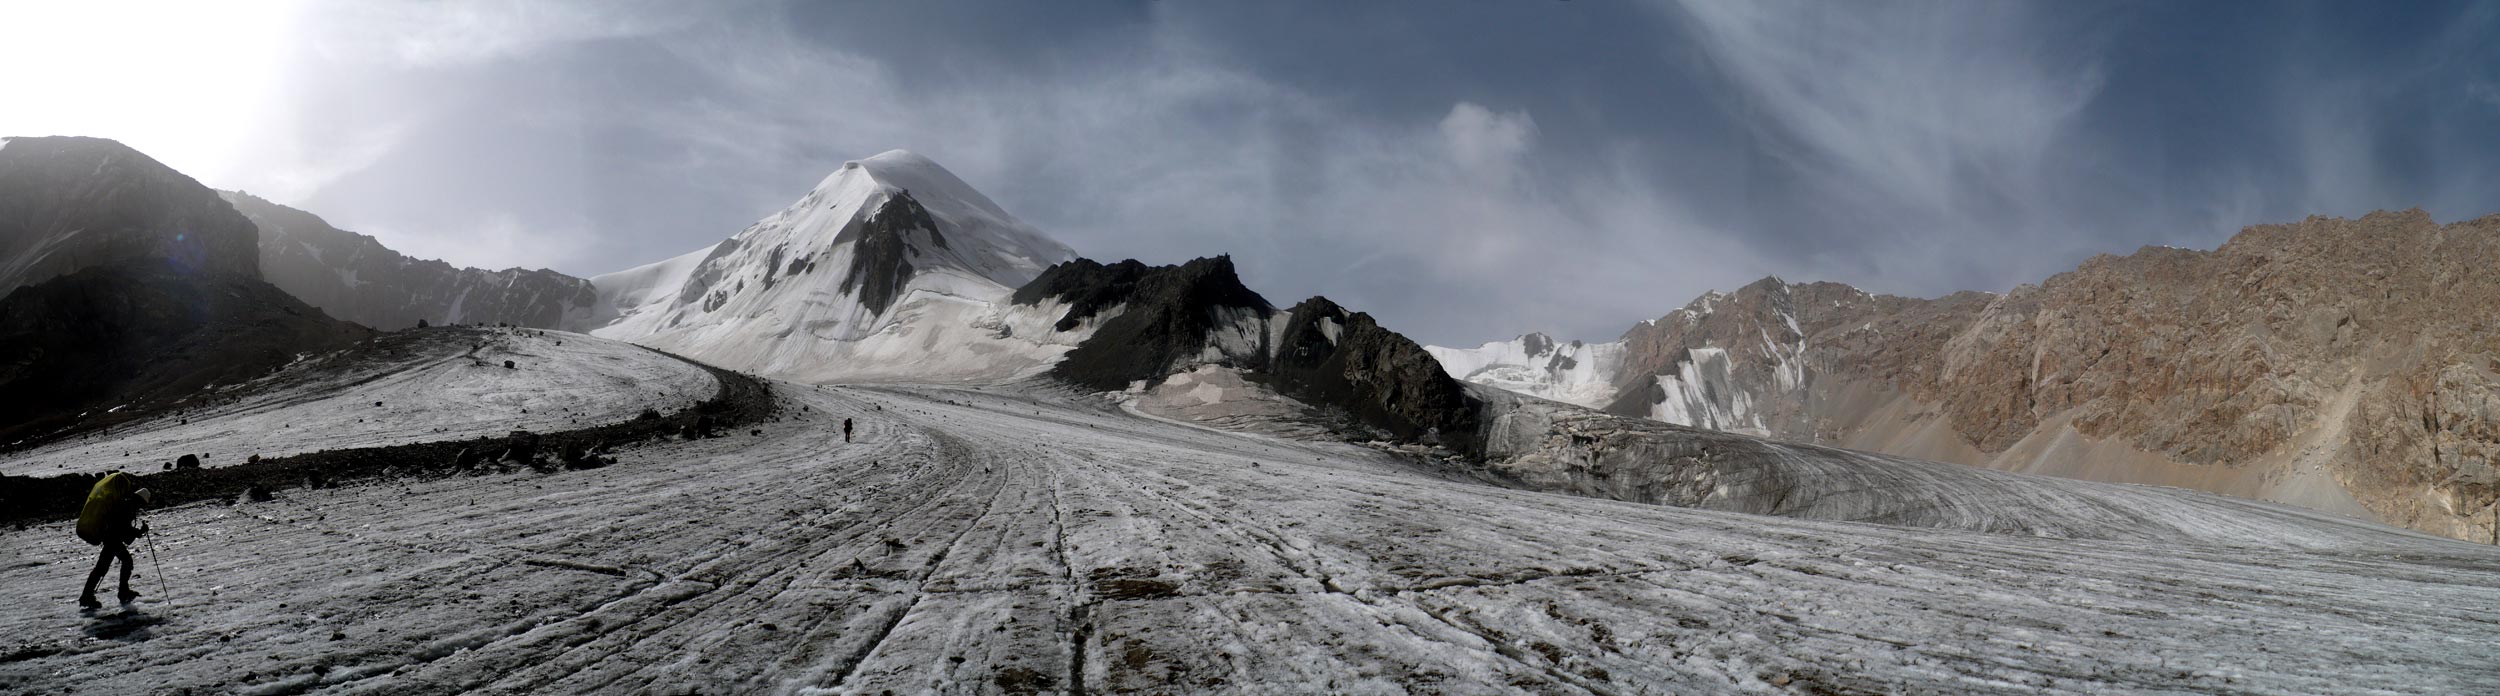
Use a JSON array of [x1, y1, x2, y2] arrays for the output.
[[1424, 336, 1624, 409], [2, 328, 717, 477], [0, 381, 2494, 693]]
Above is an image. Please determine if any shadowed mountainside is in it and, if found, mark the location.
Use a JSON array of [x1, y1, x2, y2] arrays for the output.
[[0, 262, 372, 446], [222, 191, 599, 330], [0, 136, 260, 292]]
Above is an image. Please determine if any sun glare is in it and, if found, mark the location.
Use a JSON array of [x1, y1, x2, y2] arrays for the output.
[[0, 0, 304, 188]]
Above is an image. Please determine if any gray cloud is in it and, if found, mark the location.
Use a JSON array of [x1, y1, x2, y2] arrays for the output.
[[8, 1, 2494, 346]]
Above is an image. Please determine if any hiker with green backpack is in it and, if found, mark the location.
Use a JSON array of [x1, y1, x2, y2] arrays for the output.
[[76, 471, 154, 609]]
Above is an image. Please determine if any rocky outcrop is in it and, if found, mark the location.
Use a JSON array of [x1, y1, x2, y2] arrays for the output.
[[1269, 297, 1481, 454], [222, 191, 599, 330], [1012, 258, 1158, 331], [1029, 255, 1272, 391], [836, 190, 944, 316], [0, 137, 260, 291], [1018, 256, 1481, 453]]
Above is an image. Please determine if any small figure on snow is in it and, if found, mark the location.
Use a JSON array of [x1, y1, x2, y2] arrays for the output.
[[76, 471, 155, 609], [843, 418, 855, 443]]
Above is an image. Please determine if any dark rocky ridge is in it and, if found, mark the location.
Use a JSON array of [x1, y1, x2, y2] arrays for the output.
[[1025, 255, 1271, 391], [1270, 296, 1482, 455], [1011, 257, 1158, 331], [838, 190, 945, 316], [0, 136, 260, 291], [1018, 255, 1480, 455], [221, 191, 599, 330], [0, 261, 374, 446]]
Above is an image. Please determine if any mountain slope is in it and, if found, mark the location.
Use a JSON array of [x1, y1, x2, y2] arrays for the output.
[[0, 262, 372, 446], [221, 191, 600, 330], [1430, 211, 2500, 543], [0, 136, 260, 291], [1918, 211, 2500, 542], [0, 137, 374, 448], [586, 150, 1082, 382], [1602, 277, 1993, 441]]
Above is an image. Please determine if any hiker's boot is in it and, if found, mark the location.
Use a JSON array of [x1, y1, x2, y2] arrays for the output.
[[117, 588, 141, 605], [78, 593, 102, 610]]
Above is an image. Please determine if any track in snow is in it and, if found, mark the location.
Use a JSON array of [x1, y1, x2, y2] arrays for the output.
[[3, 380, 2496, 694]]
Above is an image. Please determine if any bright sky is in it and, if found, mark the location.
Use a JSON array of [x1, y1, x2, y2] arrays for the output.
[[1, 1, 305, 192]]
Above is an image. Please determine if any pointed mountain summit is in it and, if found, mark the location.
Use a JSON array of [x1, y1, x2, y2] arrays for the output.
[[585, 150, 1081, 382]]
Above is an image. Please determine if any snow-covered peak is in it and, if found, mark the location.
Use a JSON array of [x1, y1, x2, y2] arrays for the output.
[[834, 150, 1014, 222], [743, 149, 1073, 291], [582, 149, 1088, 383]]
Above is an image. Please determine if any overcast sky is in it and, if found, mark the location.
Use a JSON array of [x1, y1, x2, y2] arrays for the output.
[[6, 1, 2497, 345]]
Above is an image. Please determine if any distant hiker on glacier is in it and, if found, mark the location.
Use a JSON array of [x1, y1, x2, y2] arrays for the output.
[[843, 418, 854, 443], [76, 471, 154, 609]]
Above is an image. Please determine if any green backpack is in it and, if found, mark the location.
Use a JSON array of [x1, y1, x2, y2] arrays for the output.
[[76, 472, 138, 545]]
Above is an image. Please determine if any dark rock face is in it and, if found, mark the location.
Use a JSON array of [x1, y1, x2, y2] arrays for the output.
[[1012, 258, 1156, 331], [1018, 255, 1480, 454], [1032, 256, 1272, 391], [1520, 332, 1554, 357], [0, 262, 373, 445], [499, 430, 541, 466], [839, 191, 945, 316], [220, 191, 598, 330], [0, 137, 260, 292], [1269, 297, 1482, 455]]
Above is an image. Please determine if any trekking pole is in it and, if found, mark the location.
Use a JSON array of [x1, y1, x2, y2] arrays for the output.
[[145, 528, 170, 604]]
